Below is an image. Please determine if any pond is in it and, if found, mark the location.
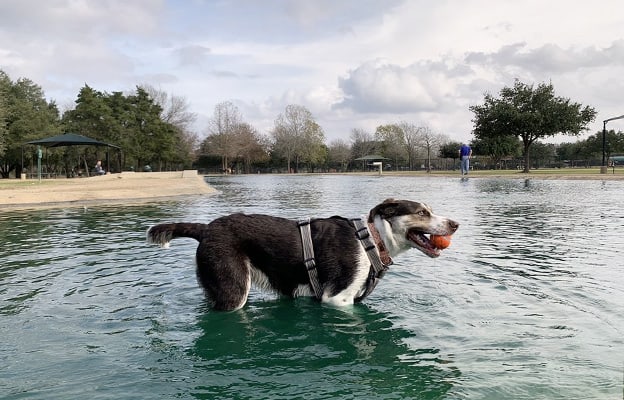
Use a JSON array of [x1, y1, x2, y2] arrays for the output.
[[1, 174, 623, 399]]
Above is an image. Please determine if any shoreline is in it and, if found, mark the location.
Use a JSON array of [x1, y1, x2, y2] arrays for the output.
[[375, 171, 624, 180], [0, 170, 216, 211], [2, 169, 623, 211]]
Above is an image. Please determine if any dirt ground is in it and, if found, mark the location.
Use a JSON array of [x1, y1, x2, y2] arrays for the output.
[[0, 171, 215, 210]]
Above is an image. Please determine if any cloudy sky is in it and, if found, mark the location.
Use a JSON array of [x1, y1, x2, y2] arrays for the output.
[[1, 0, 624, 143]]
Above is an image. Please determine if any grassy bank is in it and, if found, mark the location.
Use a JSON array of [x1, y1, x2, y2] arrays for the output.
[[390, 167, 624, 179]]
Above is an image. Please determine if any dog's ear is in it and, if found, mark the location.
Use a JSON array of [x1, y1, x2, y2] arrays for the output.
[[368, 199, 400, 222]]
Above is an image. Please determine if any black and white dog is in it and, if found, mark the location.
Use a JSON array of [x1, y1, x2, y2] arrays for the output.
[[147, 199, 458, 311]]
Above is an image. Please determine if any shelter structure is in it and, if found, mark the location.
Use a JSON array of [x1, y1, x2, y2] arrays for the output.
[[609, 155, 624, 166], [354, 155, 389, 166], [354, 155, 389, 161], [24, 133, 121, 178], [354, 155, 389, 174]]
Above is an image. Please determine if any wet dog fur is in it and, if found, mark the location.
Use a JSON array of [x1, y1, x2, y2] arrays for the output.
[[146, 198, 459, 311]]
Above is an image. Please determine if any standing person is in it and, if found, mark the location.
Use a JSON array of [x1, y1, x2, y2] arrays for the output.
[[459, 143, 472, 175]]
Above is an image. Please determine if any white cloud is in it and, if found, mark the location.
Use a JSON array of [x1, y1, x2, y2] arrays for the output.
[[337, 60, 437, 113], [1, 0, 624, 143]]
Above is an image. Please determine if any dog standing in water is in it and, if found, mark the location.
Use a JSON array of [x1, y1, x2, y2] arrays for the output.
[[147, 199, 459, 311]]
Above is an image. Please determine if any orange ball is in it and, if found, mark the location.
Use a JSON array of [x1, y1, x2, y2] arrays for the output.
[[430, 234, 452, 249]]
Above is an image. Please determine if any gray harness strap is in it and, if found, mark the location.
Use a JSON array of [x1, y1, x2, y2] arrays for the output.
[[297, 218, 323, 300], [297, 217, 392, 303], [349, 218, 392, 302]]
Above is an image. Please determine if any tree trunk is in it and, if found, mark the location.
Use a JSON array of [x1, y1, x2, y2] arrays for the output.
[[426, 149, 431, 173], [523, 143, 530, 173], [83, 157, 91, 177]]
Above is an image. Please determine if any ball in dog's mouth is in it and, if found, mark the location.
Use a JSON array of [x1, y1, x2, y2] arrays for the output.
[[407, 230, 444, 258], [430, 234, 452, 249]]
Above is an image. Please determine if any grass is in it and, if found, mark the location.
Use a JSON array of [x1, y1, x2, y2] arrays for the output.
[[359, 167, 624, 179], [437, 167, 624, 176]]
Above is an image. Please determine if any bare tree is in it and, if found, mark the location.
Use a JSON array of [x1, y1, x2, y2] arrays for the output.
[[233, 122, 270, 173], [375, 124, 407, 169], [271, 104, 325, 172], [395, 122, 424, 170], [350, 128, 378, 159], [327, 139, 352, 171], [203, 101, 243, 172], [414, 125, 443, 172], [141, 84, 197, 132], [141, 84, 198, 168]]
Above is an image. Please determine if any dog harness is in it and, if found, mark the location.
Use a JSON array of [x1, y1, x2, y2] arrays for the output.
[[297, 217, 323, 299], [297, 217, 393, 302]]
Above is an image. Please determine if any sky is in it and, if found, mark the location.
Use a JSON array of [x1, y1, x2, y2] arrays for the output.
[[2, 0, 624, 144]]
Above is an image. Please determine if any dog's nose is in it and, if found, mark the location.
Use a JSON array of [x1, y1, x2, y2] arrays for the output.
[[448, 219, 459, 233]]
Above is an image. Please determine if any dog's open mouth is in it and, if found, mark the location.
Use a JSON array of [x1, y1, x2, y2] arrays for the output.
[[407, 229, 442, 258]]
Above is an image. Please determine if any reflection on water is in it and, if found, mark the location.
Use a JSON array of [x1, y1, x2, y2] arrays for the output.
[[181, 300, 458, 399], [1, 175, 624, 399]]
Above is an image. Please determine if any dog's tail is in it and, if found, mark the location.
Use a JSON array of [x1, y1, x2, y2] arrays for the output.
[[146, 223, 207, 248]]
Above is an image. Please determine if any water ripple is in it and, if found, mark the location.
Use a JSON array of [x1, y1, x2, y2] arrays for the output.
[[1, 176, 624, 399]]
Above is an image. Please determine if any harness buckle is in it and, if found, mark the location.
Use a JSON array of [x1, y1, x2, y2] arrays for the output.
[[303, 257, 316, 270], [298, 217, 323, 300], [349, 218, 370, 240]]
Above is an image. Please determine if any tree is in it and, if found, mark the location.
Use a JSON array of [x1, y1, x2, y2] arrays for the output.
[[398, 122, 425, 170], [232, 122, 270, 173], [0, 73, 8, 159], [62, 85, 119, 172], [554, 131, 624, 168], [202, 101, 243, 172], [350, 128, 379, 167], [471, 135, 521, 169], [470, 80, 597, 173], [63, 85, 114, 139], [556, 141, 583, 165], [439, 141, 462, 159], [271, 104, 325, 172], [411, 124, 441, 172], [586, 129, 624, 162], [124, 87, 173, 171], [141, 84, 198, 169], [375, 124, 406, 169], [62, 85, 184, 172], [529, 142, 557, 169], [0, 71, 61, 178], [200, 105, 270, 173], [327, 139, 352, 172], [141, 84, 197, 132]]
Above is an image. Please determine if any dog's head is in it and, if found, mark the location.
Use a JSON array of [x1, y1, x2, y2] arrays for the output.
[[369, 198, 459, 258]]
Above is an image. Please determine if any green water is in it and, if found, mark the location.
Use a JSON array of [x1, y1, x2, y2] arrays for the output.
[[1, 175, 623, 399]]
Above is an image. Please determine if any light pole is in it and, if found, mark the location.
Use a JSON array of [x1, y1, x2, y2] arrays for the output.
[[602, 114, 624, 173]]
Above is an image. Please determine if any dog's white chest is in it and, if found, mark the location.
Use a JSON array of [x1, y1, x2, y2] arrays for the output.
[[321, 249, 370, 306]]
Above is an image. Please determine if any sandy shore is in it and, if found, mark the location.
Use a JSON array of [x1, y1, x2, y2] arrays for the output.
[[0, 171, 215, 210]]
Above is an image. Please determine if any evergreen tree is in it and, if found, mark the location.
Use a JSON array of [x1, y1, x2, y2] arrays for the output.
[[0, 70, 61, 178], [470, 80, 596, 173]]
